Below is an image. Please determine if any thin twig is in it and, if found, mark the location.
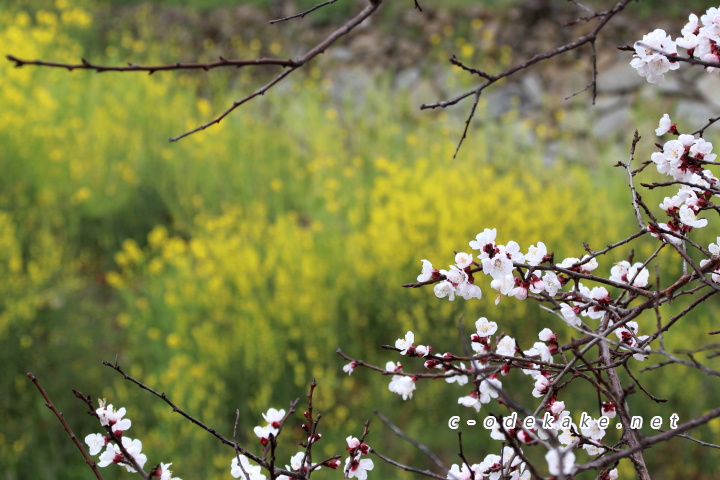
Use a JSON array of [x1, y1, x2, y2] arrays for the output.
[[421, 0, 633, 156], [269, 0, 340, 24], [27, 373, 105, 480], [373, 410, 447, 472]]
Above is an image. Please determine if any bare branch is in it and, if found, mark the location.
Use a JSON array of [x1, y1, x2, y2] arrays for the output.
[[7, 0, 384, 143], [170, 0, 383, 142], [421, 0, 633, 156], [269, 0, 341, 24], [27, 373, 105, 480], [5, 54, 297, 73], [373, 410, 447, 472]]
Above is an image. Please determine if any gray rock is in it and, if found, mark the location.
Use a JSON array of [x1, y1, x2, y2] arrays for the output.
[[655, 74, 684, 95], [407, 79, 439, 111], [328, 67, 374, 106], [594, 105, 631, 139], [329, 47, 353, 62], [597, 62, 644, 93], [395, 67, 421, 91], [593, 94, 631, 114], [674, 101, 718, 129], [484, 83, 524, 117], [696, 74, 720, 110], [520, 73, 544, 108], [564, 110, 590, 133]]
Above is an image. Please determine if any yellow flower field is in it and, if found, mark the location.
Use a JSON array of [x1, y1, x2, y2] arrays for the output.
[[1, 2, 718, 479]]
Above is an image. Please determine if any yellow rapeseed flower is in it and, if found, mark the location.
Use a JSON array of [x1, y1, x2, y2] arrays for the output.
[[70, 187, 91, 205]]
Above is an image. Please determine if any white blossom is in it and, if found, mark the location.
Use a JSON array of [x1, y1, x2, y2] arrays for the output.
[[395, 331, 414, 355], [655, 113, 674, 135], [475, 317, 497, 337], [496, 336, 516, 356], [388, 375, 416, 400], [545, 447, 576, 476], [631, 29, 680, 83], [231, 455, 266, 480], [525, 241, 547, 266]]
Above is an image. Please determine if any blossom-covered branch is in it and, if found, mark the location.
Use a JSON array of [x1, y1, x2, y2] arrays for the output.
[[351, 17, 720, 471]]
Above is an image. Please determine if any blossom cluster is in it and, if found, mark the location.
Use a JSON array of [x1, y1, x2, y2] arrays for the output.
[[394, 173, 720, 476], [445, 420, 618, 480], [417, 226, 658, 320], [446, 446, 532, 480], [231, 450, 331, 480], [420, 228, 560, 305], [648, 114, 718, 246], [343, 6, 720, 480], [385, 360, 417, 400], [398, 220, 668, 476], [631, 6, 720, 82], [233, 407, 343, 480], [84, 400, 181, 479], [238, 408, 301, 480], [372, 324, 627, 476], [345, 436, 374, 480]]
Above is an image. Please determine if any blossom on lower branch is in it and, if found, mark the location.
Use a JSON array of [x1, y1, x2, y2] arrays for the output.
[[457, 376, 502, 412], [386, 361, 417, 400], [253, 407, 286, 445], [97, 437, 147, 473], [85, 433, 108, 456], [545, 447, 576, 476], [155, 463, 180, 480], [85, 401, 181, 479], [345, 437, 374, 480], [447, 448, 530, 480], [96, 401, 132, 433], [345, 456, 374, 480], [700, 236, 720, 282], [395, 331, 414, 355], [230, 455, 265, 480], [610, 261, 649, 287]]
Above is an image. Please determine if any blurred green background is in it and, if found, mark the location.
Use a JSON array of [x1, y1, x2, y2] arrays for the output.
[[2, 1, 720, 479]]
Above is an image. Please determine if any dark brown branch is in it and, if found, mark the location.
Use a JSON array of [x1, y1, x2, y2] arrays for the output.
[[673, 432, 720, 449], [5, 54, 297, 73], [269, 0, 340, 24], [103, 361, 313, 479], [170, 0, 382, 142], [693, 114, 720, 137], [622, 364, 666, 403], [103, 361, 260, 460], [598, 336, 650, 479], [7, 0, 383, 143], [72, 391, 149, 478], [634, 42, 720, 70], [565, 39, 597, 103], [420, 0, 632, 156], [369, 447, 446, 479], [577, 406, 720, 472], [373, 410, 447, 472], [27, 373, 105, 480]]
